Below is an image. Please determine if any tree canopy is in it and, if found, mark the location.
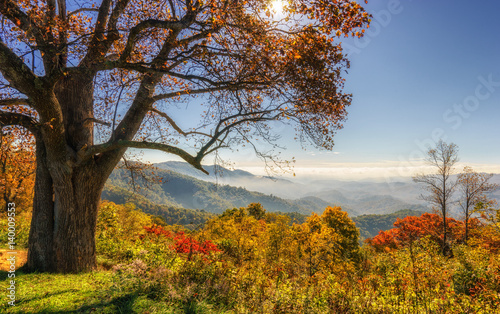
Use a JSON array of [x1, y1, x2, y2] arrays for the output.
[[0, 0, 370, 170], [0, 0, 370, 273]]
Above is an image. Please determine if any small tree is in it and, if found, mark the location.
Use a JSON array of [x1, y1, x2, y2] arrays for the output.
[[321, 206, 360, 261], [457, 167, 499, 244], [413, 140, 458, 255], [0, 128, 35, 211]]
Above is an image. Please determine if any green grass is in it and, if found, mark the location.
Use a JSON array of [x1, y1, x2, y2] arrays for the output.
[[0, 270, 178, 313]]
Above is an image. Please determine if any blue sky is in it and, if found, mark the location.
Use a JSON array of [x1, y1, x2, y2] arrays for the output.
[[144, 0, 500, 179]]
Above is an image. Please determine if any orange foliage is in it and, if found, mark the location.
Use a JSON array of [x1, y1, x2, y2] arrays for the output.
[[367, 213, 479, 251], [0, 128, 35, 212]]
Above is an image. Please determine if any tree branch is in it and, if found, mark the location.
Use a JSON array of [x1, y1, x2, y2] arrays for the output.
[[0, 39, 41, 97], [85, 139, 208, 174], [0, 110, 39, 133], [119, 19, 190, 62], [67, 7, 99, 18], [80, 0, 129, 68], [0, 98, 31, 107], [0, 0, 47, 47], [150, 108, 211, 138]]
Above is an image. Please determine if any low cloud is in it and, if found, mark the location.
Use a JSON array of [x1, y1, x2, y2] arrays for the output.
[[240, 161, 500, 181]]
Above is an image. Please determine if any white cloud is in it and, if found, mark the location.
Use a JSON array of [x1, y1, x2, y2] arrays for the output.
[[240, 161, 500, 181]]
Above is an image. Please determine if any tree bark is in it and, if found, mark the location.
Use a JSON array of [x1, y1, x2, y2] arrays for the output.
[[442, 215, 448, 256], [26, 71, 113, 273], [27, 138, 55, 272], [50, 164, 104, 273]]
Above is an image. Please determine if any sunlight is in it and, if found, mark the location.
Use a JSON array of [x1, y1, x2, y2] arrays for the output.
[[270, 0, 284, 15]]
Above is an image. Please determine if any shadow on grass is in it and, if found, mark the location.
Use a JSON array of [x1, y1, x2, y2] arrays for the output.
[[1, 292, 141, 313], [75, 293, 139, 313], [0, 270, 27, 281], [38, 293, 140, 313], [0, 270, 9, 281], [0, 268, 40, 281], [0, 289, 80, 312]]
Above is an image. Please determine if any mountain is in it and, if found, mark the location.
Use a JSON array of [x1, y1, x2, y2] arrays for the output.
[[155, 161, 255, 181], [154, 161, 430, 215], [106, 161, 434, 218], [101, 184, 215, 227], [106, 167, 335, 215], [155, 161, 308, 199]]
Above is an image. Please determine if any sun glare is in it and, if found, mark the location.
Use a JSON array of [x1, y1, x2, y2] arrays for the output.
[[271, 0, 284, 15]]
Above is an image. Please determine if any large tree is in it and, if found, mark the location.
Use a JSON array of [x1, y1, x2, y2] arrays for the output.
[[0, 0, 369, 273]]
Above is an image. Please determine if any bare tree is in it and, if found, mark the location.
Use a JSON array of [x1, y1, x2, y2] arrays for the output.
[[413, 140, 459, 255], [457, 167, 499, 244]]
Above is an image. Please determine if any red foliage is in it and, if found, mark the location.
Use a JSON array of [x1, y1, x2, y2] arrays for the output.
[[142, 225, 221, 258], [172, 232, 221, 255], [143, 225, 172, 238], [367, 213, 471, 251]]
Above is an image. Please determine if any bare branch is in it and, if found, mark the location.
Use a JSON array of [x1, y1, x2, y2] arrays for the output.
[[152, 85, 249, 102], [67, 7, 99, 18], [83, 117, 111, 127], [85, 139, 208, 174], [150, 108, 211, 138]]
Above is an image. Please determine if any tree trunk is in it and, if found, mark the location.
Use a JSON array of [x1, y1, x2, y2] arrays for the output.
[[442, 214, 450, 256], [465, 214, 469, 245], [51, 165, 104, 273], [27, 71, 116, 273], [27, 138, 55, 272], [27, 162, 104, 273]]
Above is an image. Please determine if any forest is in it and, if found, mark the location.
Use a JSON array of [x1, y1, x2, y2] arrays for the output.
[[1, 197, 500, 312]]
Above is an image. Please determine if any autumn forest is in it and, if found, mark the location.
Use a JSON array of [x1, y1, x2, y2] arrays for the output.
[[1, 0, 500, 313]]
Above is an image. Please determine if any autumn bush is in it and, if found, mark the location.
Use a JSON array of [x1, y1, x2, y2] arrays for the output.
[[5, 200, 500, 313], [94, 203, 500, 313], [366, 213, 482, 252]]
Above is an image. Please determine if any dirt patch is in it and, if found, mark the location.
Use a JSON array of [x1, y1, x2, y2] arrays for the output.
[[0, 249, 28, 271]]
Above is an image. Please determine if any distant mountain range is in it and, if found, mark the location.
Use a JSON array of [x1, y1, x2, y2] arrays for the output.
[[99, 161, 500, 241], [155, 161, 430, 215], [103, 161, 433, 218], [101, 163, 500, 242], [151, 161, 500, 217], [106, 167, 331, 215]]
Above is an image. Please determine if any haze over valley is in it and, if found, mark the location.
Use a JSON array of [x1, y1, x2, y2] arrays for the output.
[[103, 161, 500, 224]]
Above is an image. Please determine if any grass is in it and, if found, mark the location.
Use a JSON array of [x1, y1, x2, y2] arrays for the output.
[[0, 270, 180, 313]]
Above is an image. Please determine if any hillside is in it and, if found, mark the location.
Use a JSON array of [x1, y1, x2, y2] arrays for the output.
[[101, 184, 215, 227], [107, 167, 333, 215], [153, 161, 430, 215], [155, 161, 305, 199], [352, 209, 426, 241], [105, 163, 433, 218]]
